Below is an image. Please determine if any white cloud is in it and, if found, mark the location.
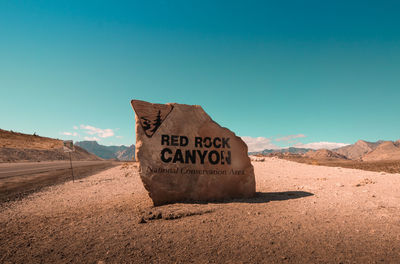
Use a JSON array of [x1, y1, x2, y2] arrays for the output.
[[241, 136, 280, 152], [84, 136, 100, 141], [73, 126, 78, 130], [60, 132, 78, 137], [116, 136, 123, 139], [275, 134, 306, 142], [293, 142, 350, 150], [80, 125, 114, 138]]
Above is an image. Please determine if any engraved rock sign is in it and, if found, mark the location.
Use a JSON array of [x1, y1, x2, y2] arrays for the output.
[[131, 99, 255, 206]]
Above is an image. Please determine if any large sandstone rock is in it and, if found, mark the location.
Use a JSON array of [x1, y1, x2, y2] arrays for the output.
[[131, 100, 255, 205]]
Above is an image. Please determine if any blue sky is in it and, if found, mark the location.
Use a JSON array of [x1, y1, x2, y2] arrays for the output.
[[1, 1, 399, 151]]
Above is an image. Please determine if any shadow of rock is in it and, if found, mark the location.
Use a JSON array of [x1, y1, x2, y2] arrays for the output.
[[142, 192, 314, 222], [233, 191, 314, 204], [173, 191, 314, 205]]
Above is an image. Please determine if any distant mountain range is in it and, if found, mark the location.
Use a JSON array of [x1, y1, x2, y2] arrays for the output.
[[249, 147, 312, 155], [333, 140, 384, 160], [332, 139, 400, 161], [75, 141, 135, 161], [304, 149, 348, 160], [251, 139, 400, 161], [362, 140, 400, 161]]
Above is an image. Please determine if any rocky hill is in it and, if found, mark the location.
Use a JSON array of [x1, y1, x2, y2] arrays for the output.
[[304, 149, 348, 160], [334, 140, 381, 159], [1, 129, 62, 149], [362, 141, 400, 161], [75, 141, 135, 161], [0, 129, 102, 162], [334, 140, 382, 160]]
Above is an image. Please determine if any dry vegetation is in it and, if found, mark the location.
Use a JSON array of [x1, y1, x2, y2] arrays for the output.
[[277, 155, 400, 174], [0, 129, 62, 150], [0, 129, 101, 162]]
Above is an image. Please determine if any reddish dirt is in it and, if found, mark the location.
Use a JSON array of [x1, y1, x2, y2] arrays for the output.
[[0, 129, 62, 150], [2, 158, 400, 263]]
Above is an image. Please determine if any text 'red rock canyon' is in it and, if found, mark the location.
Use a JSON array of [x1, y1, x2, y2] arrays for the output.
[[131, 100, 255, 205]]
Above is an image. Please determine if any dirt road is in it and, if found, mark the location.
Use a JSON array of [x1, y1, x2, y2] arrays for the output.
[[0, 161, 117, 202], [0, 161, 113, 178], [1, 158, 400, 263]]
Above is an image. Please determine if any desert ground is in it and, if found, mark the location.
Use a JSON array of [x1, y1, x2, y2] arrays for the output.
[[2, 158, 400, 263]]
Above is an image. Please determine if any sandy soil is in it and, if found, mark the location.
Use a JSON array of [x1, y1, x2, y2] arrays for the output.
[[2, 158, 400, 263]]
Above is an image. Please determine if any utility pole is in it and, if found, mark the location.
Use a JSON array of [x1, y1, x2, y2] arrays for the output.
[[63, 140, 75, 183], [69, 152, 74, 182]]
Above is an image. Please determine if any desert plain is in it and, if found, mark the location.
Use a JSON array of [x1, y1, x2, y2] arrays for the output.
[[2, 158, 400, 263]]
